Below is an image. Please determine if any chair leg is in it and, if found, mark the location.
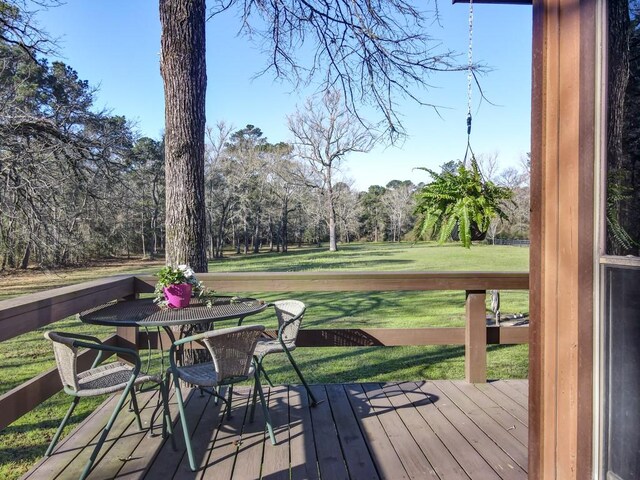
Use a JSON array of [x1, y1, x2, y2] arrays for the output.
[[160, 381, 172, 438], [129, 388, 143, 430], [226, 385, 234, 419], [258, 359, 275, 387], [149, 380, 172, 438], [46, 396, 80, 456], [283, 348, 318, 406], [249, 380, 259, 422], [254, 371, 276, 445], [79, 381, 135, 480], [173, 372, 197, 472], [165, 372, 178, 451]]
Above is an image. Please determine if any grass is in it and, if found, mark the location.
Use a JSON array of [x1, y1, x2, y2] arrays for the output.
[[0, 242, 529, 477]]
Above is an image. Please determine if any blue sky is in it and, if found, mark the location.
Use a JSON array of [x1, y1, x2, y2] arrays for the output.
[[35, 1, 532, 190]]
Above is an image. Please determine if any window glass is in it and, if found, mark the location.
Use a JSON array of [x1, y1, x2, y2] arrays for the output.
[[606, 0, 640, 256], [602, 265, 640, 479]]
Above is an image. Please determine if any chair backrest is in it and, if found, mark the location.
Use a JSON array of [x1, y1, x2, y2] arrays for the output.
[[273, 300, 306, 344], [44, 331, 80, 393], [201, 325, 265, 382]]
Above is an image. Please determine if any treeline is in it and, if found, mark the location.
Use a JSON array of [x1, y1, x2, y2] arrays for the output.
[[202, 123, 424, 258], [0, 33, 419, 271], [0, 40, 530, 270]]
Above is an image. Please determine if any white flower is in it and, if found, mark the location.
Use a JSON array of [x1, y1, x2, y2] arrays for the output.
[[177, 264, 195, 278]]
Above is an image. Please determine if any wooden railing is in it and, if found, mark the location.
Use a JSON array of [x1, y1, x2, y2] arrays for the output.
[[0, 271, 529, 430]]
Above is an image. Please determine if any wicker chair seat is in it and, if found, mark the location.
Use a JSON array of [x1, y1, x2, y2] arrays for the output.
[[173, 361, 256, 387], [254, 339, 296, 359], [75, 362, 161, 396]]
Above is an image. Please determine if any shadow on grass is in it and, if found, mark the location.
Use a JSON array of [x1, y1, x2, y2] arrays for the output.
[[260, 344, 468, 385], [209, 243, 422, 272]]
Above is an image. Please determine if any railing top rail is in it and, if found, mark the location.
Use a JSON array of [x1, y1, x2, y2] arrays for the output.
[[134, 271, 530, 293], [0, 275, 135, 343], [0, 270, 529, 343]]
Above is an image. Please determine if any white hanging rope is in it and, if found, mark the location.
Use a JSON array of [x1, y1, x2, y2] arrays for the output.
[[464, 0, 475, 168], [467, 0, 474, 128]]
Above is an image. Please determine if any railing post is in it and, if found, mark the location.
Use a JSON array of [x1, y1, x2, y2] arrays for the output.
[[117, 293, 139, 362], [465, 290, 487, 383]]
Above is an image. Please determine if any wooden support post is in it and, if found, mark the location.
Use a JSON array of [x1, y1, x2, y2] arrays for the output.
[[465, 290, 487, 383], [117, 293, 139, 363]]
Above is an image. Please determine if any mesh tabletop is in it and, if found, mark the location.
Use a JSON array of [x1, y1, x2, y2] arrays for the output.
[[79, 297, 268, 328]]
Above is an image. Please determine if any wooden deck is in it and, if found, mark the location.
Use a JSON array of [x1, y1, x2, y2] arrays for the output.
[[23, 380, 529, 480]]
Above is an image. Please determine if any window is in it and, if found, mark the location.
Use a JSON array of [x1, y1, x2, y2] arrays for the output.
[[601, 1, 640, 478]]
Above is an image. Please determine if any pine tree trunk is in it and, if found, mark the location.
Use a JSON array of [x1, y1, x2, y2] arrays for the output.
[[160, 0, 209, 373], [159, 0, 208, 272]]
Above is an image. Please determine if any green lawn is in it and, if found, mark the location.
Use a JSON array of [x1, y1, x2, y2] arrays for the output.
[[0, 242, 530, 477]]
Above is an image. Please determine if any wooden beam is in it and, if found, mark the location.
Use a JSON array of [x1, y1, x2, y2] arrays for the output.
[[138, 326, 529, 349], [0, 276, 135, 343], [452, 0, 532, 4], [117, 293, 139, 363], [529, 0, 596, 475], [0, 334, 118, 430], [134, 271, 529, 294], [465, 290, 488, 383]]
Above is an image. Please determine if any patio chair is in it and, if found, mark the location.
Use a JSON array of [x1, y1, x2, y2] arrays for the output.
[[167, 324, 275, 471], [44, 331, 170, 480], [253, 300, 318, 406]]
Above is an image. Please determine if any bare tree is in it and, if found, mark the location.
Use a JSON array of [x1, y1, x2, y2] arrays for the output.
[[333, 181, 361, 243], [208, 0, 469, 139], [267, 145, 301, 252], [382, 180, 416, 241], [0, 0, 60, 61], [476, 152, 501, 182], [204, 122, 235, 258], [288, 90, 375, 251]]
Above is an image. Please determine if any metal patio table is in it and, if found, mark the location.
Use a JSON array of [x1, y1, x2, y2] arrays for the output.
[[79, 296, 269, 368], [79, 296, 268, 336]]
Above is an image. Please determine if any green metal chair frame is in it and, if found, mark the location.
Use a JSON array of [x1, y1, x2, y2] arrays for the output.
[[44, 331, 170, 480], [167, 324, 275, 472], [253, 300, 318, 406]]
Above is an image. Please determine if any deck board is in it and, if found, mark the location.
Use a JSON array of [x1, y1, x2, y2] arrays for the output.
[[344, 383, 409, 480], [382, 382, 469, 480], [401, 382, 502, 480], [435, 381, 528, 471], [260, 385, 291, 480], [308, 385, 350, 480], [23, 380, 529, 480], [288, 385, 320, 480], [325, 384, 380, 480], [363, 383, 438, 479], [424, 382, 527, 480]]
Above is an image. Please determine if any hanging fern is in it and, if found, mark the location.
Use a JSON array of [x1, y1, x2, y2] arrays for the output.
[[606, 171, 639, 253], [413, 161, 513, 248]]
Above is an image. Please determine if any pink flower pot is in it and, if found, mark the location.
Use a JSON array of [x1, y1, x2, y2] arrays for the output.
[[163, 283, 192, 309]]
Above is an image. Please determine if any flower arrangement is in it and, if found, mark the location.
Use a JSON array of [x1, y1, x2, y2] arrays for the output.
[[154, 265, 212, 308]]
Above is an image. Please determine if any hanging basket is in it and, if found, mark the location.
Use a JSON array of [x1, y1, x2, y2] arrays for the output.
[[163, 283, 193, 309], [451, 223, 487, 242]]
